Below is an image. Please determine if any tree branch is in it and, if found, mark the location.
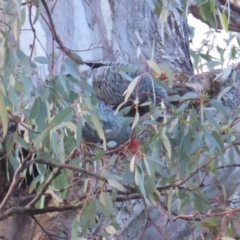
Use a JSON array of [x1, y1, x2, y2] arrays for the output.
[[0, 205, 82, 222], [0, 151, 32, 212], [190, 1, 240, 33], [40, 0, 84, 64]]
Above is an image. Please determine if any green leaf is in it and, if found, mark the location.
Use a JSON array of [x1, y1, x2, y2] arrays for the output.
[[143, 156, 151, 176], [36, 163, 46, 175], [201, 216, 220, 227], [209, 0, 216, 11], [131, 111, 139, 130], [153, 77, 172, 92], [13, 15, 21, 41], [147, 60, 161, 74], [145, 171, 155, 199], [218, 8, 228, 32], [34, 56, 49, 64], [217, 86, 231, 101], [180, 92, 198, 102], [64, 58, 79, 79], [211, 100, 228, 116], [199, 123, 221, 150], [220, 238, 235, 240], [212, 131, 224, 149], [49, 107, 73, 127], [167, 95, 182, 102], [119, 71, 133, 82], [29, 98, 41, 119], [50, 130, 60, 160], [79, 200, 96, 235], [36, 100, 48, 131], [52, 172, 68, 198], [0, 92, 8, 139], [153, 0, 163, 16], [123, 76, 140, 102], [103, 174, 123, 181], [105, 225, 117, 235], [33, 1, 43, 24], [34, 127, 51, 148], [36, 195, 45, 209], [68, 52, 83, 64], [14, 0, 22, 20], [167, 189, 173, 214], [58, 75, 69, 95], [221, 67, 232, 80], [108, 179, 127, 192], [159, 64, 173, 84], [90, 114, 106, 150], [206, 60, 221, 69], [130, 154, 136, 172], [76, 118, 82, 148], [16, 135, 29, 150], [137, 170, 147, 200], [98, 192, 113, 218], [71, 216, 79, 240], [57, 133, 65, 163], [199, 1, 216, 27], [64, 121, 76, 133], [29, 174, 42, 194], [162, 133, 171, 159], [21, 70, 32, 100], [117, 65, 137, 73], [17, 50, 32, 76], [107, 141, 117, 147]]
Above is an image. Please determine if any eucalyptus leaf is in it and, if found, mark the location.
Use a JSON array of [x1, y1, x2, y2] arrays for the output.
[[123, 76, 139, 102], [105, 225, 117, 235], [35, 56, 49, 64], [136, 169, 147, 200], [64, 58, 79, 79], [50, 107, 73, 128], [71, 216, 79, 240], [17, 50, 32, 76], [0, 92, 8, 139], [147, 60, 161, 74], [108, 179, 127, 192]]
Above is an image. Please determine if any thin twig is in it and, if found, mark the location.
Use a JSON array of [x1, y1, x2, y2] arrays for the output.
[[0, 151, 32, 212], [40, 0, 83, 64], [0, 205, 82, 221], [31, 215, 53, 240], [28, 4, 36, 59]]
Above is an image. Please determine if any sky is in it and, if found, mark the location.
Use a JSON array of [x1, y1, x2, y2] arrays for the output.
[[188, 14, 239, 72]]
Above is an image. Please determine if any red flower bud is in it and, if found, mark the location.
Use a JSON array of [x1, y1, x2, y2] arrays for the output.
[[129, 138, 140, 153]]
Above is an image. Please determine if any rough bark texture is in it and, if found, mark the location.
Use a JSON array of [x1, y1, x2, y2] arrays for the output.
[[70, 0, 193, 75]]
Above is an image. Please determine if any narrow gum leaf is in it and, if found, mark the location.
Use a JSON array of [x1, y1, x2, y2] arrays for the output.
[[131, 111, 139, 130], [123, 76, 140, 103], [162, 133, 171, 159], [147, 60, 161, 74], [108, 179, 127, 192], [90, 114, 106, 150], [0, 92, 8, 139], [130, 154, 136, 172]]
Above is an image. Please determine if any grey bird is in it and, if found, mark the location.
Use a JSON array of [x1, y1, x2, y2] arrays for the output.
[[80, 61, 168, 146], [82, 100, 131, 146], [82, 62, 168, 108]]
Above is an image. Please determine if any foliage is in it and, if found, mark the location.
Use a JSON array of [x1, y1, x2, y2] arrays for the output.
[[0, 0, 240, 239]]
